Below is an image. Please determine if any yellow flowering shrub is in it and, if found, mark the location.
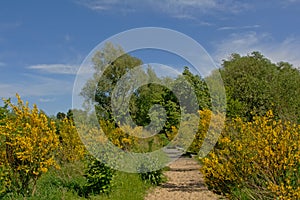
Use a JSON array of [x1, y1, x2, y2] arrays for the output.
[[201, 111, 300, 199], [188, 109, 225, 154], [0, 94, 59, 196], [187, 109, 211, 153], [100, 120, 137, 151], [57, 117, 86, 162]]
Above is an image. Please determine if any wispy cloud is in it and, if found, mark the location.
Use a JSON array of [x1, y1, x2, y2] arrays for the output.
[[282, 0, 300, 4], [76, 0, 251, 18], [39, 97, 56, 103], [0, 74, 73, 98], [77, 0, 136, 13], [285, 0, 299, 2], [0, 21, 21, 32], [0, 62, 5, 67], [217, 25, 260, 31], [28, 64, 79, 75], [213, 31, 300, 67], [64, 34, 71, 42], [197, 21, 214, 26]]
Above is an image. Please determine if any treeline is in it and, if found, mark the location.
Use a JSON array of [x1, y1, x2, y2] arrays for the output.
[[81, 44, 300, 132]]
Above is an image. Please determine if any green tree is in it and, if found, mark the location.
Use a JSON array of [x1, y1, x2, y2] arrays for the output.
[[80, 43, 143, 122], [221, 51, 300, 122], [181, 67, 211, 111]]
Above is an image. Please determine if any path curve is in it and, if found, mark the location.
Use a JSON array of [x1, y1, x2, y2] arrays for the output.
[[145, 157, 223, 200]]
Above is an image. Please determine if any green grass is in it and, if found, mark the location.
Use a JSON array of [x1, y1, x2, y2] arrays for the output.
[[2, 160, 153, 200], [92, 171, 153, 200]]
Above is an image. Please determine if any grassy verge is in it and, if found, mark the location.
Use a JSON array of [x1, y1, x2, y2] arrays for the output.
[[2, 160, 153, 200], [93, 171, 152, 200]]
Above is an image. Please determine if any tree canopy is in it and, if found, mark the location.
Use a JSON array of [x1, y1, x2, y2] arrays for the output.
[[221, 52, 300, 123]]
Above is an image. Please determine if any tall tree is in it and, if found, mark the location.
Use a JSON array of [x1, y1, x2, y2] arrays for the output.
[[80, 43, 143, 122], [221, 52, 300, 122]]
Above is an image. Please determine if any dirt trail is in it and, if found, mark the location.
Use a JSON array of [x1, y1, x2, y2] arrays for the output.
[[144, 157, 223, 200]]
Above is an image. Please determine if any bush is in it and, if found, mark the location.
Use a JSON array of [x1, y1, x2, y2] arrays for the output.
[[56, 117, 86, 162], [0, 94, 59, 197], [201, 111, 300, 199], [138, 169, 164, 186], [137, 155, 165, 186], [82, 156, 115, 197]]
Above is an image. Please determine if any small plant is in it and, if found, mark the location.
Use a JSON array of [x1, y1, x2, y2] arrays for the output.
[[139, 168, 164, 186], [137, 155, 165, 186], [82, 156, 115, 197]]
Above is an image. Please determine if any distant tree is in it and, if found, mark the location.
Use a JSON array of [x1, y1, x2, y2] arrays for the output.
[[66, 109, 74, 120], [0, 103, 9, 121], [182, 67, 211, 111], [56, 112, 66, 120], [80, 43, 143, 122]]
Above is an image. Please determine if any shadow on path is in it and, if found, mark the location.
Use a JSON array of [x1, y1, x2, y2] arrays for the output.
[[145, 157, 224, 200]]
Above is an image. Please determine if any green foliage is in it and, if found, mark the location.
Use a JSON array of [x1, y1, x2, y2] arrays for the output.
[[80, 43, 211, 141], [130, 82, 181, 136], [1, 159, 152, 200], [139, 169, 164, 186], [98, 171, 152, 200], [137, 155, 165, 186], [221, 52, 300, 122], [82, 156, 115, 197], [80, 42, 143, 121], [182, 66, 211, 111]]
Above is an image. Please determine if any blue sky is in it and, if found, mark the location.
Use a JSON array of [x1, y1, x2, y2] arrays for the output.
[[0, 0, 300, 115]]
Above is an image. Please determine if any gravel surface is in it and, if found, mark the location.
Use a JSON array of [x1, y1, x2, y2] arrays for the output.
[[144, 157, 223, 200]]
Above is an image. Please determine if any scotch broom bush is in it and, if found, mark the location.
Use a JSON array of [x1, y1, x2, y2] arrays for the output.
[[0, 94, 60, 197], [57, 117, 86, 162], [201, 111, 300, 199]]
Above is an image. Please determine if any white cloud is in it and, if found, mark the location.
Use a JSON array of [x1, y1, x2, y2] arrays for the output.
[[28, 64, 79, 75], [77, 0, 250, 18], [213, 32, 300, 67], [217, 25, 260, 31]]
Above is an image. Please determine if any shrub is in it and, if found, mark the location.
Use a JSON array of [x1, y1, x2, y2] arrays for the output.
[[0, 94, 60, 197], [56, 117, 86, 162], [201, 111, 300, 199], [137, 155, 165, 186], [82, 156, 115, 197]]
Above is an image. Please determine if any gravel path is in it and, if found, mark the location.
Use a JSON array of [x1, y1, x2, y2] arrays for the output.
[[144, 157, 223, 200]]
